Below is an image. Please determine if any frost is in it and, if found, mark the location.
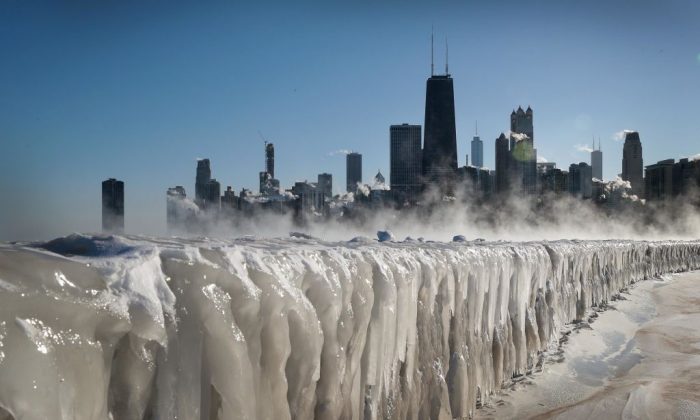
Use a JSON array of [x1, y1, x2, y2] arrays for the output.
[[0, 236, 698, 419]]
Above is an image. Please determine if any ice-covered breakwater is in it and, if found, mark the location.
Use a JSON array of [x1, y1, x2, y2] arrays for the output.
[[0, 235, 699, 420]]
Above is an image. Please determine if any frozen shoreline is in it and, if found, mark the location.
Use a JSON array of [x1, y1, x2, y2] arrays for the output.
[[0, 235, 699, 419], [477, 270, 700, 419]]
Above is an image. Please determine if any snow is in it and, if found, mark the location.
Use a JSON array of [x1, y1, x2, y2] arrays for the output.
[[0, 235, 698, 419]]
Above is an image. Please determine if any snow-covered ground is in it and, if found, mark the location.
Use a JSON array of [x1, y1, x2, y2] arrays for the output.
[[476, 270, 700, 419], [0, 234, 699, 419]]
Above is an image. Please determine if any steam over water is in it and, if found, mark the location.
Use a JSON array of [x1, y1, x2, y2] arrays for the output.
[[0, 235, 699, 419]]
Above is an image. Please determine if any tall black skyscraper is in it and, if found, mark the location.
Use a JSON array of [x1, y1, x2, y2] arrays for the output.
[[495, 133, 511, 194], [102, 178, 124, 233], [195, 158, 211, 206], [422, 72, 458, 191], [622, 131, 644, 197], [265, 142, 275, 178], [390, 124, 422, 203], [346, 152, 362, 192]]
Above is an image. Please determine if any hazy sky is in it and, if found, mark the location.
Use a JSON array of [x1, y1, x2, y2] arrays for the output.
[[1, 0, 699, 240]]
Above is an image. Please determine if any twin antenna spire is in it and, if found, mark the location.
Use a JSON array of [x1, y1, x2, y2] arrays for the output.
[[430, 27, 449, 76]]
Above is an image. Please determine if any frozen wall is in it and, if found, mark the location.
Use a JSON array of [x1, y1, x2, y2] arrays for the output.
[[0, 235, 699, 420]]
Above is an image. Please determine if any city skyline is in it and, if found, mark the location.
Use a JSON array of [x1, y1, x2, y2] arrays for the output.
[[2, 0, 700, 240]]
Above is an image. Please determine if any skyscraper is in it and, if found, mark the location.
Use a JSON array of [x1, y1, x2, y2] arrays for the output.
[[203, 179, 221, 209], [591, 140, 603, 180], [622, 131, 644, 197], [317, 173, 333, 207], [510, 106, 534, 140], [265, 142, 275, 178], [495, 133, 511, 194], [390, 124, 422, 203], [195, 159, 211, 206], [471, 133, 483, 168], [569, 162, 592, 198], [645, 159, 674, 202], [422, 73, 458, 191], [346, 152, 362, 192], [509, 106, 537, 194], [102, 178, 124, 233], [166, 186, 187, 232]]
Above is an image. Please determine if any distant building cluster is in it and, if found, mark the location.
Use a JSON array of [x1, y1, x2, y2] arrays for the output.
[[100, 43, 700, 234]]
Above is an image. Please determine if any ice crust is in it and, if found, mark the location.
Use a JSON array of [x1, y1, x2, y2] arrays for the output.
[[0, 235, 699, 419]]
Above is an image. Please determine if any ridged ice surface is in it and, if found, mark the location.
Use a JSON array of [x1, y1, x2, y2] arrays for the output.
[[0, 235, 699, 420]]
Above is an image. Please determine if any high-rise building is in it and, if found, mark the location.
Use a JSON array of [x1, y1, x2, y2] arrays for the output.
[[622, 131, 644, 197], [221, 186, 239, 211], [390, 124, 422, 203], [509, 106, 537, 194], [510, 106, 534, 140], [495, 133, 511, 194], [645, 159, 674, 202], [102, 178, 124, 233], [317, 173, 333, 207], [265, 142, 275, 178], [166, 186, 187, 232], [422, 73, 458, 191], [292, 181, 319, 213], [591, 140, 603, 180], [195, 159, 211, 206], [471, 135, 483, 168], [540, 168, 569, 194], [673, 157, 700, 198], [568, 162, 592, 198], [203, 179, 221, 210], [346, 152, 362, 192]]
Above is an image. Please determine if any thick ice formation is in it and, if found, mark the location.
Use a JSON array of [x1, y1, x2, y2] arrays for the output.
[[0, 235, 699, 420]]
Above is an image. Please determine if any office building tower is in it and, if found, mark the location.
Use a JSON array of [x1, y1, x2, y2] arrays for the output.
[[495, 133, 511, 193], [569, 162, 593, 198], [195, 159, 211, 206], [390, 124, 422, 203], [673, 157, 700, 197], [422, 72, 458, 190], [317, 173, 333, 207], [102, 178, 124, 233], [265, 142, 275, 178], [203, 179, 221, 209], [259, 171, 272, 194], [510, 106, 534, 140], [221, 186, 239, 211], [645, 159, 675, 202], [509, 106, 537, 194], [622, 131, 644, 197], [292, 181, 319, 213], [346, 152, 362, 192], [591, 140, 603, 180], [471, 134, 483, 168], [166, 186, 187, 232], [541, 168, 568, 194]]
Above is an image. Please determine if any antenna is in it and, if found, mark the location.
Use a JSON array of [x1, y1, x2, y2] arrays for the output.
[[258, 131, 268, 171], [431, 27, 434, 76], [445, 37, 449, 75], [475, 120, 478, 136]]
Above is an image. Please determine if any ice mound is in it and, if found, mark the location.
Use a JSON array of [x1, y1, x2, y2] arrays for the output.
[[0, 236, 698, 419], [39, 233, 136, 257], [376, 230, 394, 242]]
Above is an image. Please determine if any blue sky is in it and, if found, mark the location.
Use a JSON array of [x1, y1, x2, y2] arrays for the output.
[[1, 0, 699, 240]]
